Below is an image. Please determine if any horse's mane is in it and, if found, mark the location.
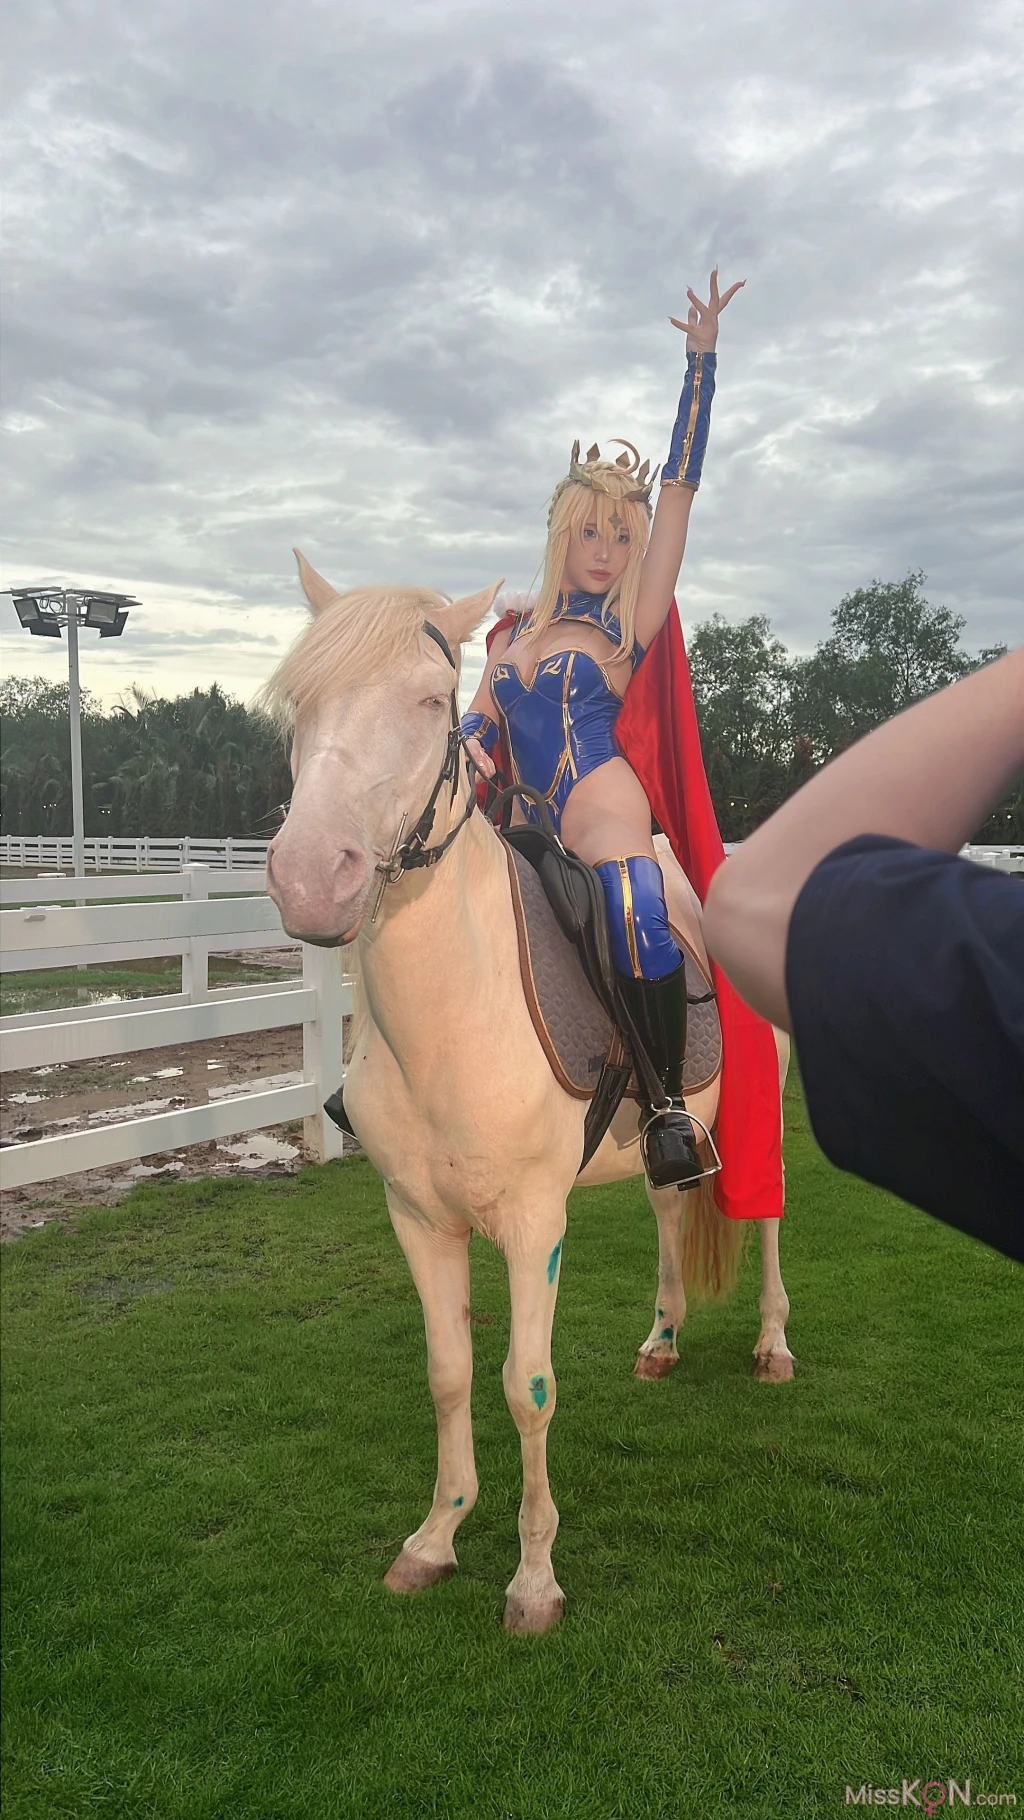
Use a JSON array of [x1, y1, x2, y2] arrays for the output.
[[259, 584, 451, 729]]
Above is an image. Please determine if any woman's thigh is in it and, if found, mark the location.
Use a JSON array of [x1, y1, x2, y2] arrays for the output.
[[561, 757, 657, 866]]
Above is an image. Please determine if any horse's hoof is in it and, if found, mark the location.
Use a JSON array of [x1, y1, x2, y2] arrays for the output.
[[634, 1351, 677, 1380], [383, 1549, 457, 1593], [503, 1591, 566, 1636], [753, 1349, 795, 1383]]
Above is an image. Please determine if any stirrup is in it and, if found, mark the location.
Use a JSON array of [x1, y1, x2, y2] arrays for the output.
[[640, 1102, 721, 1193]]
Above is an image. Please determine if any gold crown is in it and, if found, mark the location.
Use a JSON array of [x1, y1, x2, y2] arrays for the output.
[[567, 439, 660, 506]]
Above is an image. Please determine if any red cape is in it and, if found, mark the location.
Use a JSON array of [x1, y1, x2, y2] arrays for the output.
[[485, 602, 784, 1220]]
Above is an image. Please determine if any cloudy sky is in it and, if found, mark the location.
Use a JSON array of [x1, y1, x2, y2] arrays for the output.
[[2, 0, 1021, 710]]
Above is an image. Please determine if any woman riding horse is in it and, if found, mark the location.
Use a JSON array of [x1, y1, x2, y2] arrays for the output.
[[461, 269, 743, 1193]]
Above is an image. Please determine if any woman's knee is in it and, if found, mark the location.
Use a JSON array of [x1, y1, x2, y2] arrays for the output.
[[595, 854, 681, 980]]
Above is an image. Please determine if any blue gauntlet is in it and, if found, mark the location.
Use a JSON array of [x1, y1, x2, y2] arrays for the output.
[[661, 350, 717, 491], [461, 712, 499, 756]]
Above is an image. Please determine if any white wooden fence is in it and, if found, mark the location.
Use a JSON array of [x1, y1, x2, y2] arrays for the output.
[[3, 834, 1021, 876], [0, 835, 270, 872], [0, 867, 350, 1191]]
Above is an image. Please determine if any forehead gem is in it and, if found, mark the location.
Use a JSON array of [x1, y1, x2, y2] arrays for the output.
[[609, 507, 623, 531]]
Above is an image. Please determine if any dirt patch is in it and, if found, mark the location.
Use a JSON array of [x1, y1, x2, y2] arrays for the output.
[[1, 1016, 357, 1244]]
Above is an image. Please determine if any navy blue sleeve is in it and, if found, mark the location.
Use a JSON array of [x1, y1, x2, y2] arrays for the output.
[[785, 835, 1024, 1262]]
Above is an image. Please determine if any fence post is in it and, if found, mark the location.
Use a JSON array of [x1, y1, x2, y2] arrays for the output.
[[181, 866, 210, 1002], [301, 942, 345, 1162]]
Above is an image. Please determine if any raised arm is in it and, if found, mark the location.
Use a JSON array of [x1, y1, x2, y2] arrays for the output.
[[703, 647, 1024, 1029], [633, 270, 744, 653]]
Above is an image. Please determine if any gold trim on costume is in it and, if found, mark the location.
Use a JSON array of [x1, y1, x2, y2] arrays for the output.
[[662, 351, 703, 490], [617, 858, 642, 977], [562, 652, 577, 783]]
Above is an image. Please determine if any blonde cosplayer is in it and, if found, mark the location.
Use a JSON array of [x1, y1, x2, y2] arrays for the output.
[[524, 445, 655, 661], [461, 271, 743, 1193]]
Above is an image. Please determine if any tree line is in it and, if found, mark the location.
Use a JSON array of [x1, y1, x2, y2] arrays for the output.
[[1, 574, 1017, 844], [0, 679, 292, 843]]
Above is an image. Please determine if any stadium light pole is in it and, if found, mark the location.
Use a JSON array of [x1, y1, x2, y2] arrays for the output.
[[4, 587, 137, 879]]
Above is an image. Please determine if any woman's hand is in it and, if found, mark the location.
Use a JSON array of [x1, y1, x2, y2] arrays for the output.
[[465, 736, 496, 779], [670, 268, 744, 354]]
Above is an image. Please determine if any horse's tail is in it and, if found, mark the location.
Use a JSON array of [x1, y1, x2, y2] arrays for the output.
[[681, 1140, 748, 1300]]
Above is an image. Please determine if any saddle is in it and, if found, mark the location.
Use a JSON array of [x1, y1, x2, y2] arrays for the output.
[[495, 786, 721, 1174]]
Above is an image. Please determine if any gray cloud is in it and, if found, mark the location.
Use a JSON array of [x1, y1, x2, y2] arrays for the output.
[[1, 0, 1020, 710]]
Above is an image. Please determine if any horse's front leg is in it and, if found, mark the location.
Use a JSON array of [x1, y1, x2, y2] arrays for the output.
[[635, 1181, 687, 1379], [752, 1216, 795, 1382], [502, 1212, 568, 1636], [383, 1202, 477, 1593]]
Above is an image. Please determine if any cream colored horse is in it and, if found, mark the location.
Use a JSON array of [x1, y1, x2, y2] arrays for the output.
[[264, 559, 793, 1636]]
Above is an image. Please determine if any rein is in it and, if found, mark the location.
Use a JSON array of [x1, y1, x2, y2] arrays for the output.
[[369, 621, 481, 920]]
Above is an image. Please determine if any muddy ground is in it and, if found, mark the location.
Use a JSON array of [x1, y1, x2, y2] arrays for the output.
[[1, 952, 357, 1242]]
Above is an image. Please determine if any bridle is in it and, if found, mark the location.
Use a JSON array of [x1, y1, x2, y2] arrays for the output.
[[368, 621, 481, 920]]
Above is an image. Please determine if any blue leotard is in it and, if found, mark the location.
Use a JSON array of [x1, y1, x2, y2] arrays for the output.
[[489, 591, 645, 833]]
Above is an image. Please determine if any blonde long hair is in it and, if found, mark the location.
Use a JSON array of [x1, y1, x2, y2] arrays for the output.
[[521, 462, 652, 659]]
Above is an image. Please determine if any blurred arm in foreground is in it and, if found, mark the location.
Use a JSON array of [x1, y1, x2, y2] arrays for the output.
[[703, 649, 1024, 1258]]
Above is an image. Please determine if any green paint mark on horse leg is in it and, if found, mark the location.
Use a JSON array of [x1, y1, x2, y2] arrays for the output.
[[453, 1496, 465, 1508], [529, 1374, 548, 1411], [659, 1325, 675, 1342], [547, 1239, 563, 1285]]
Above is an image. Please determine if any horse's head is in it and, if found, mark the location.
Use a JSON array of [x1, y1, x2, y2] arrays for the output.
[[263, 551, 502, 944]]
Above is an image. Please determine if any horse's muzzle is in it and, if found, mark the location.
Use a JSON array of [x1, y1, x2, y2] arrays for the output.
[[265, 839, 369, 944]]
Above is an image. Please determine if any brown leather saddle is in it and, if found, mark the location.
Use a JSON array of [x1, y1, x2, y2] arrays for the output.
[[501, 824, 722, 1174]]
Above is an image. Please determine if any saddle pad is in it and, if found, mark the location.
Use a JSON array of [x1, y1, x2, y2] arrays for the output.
[[506, 843, 612, 1097], [504, 843, 723, 1101]]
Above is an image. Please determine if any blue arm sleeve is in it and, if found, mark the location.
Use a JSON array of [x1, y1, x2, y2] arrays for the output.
[[461, 712, 499, 755]]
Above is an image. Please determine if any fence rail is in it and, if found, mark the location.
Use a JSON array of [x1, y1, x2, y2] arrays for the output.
[[0, 868, 348, 1190], [0, 835, 270, 872], [3, 835, 1021, 876]]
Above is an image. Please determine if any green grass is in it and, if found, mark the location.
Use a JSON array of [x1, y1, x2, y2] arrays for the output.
[[2, 1098, 1022, 1819], [0, 955, 295, 1018]]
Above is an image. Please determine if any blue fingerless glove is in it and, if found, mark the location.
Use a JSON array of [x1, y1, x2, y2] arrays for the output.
[[661, 350, 717, 490], [461, 712, 499, 755]]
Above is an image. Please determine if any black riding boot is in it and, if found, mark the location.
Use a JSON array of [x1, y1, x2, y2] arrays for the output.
[[617, 965, 704, 1192], [323, 1087, 356, 1138]]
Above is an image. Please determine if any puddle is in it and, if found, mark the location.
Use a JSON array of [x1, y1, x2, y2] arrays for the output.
[[9, 1093, 45, 1105], [207, 1060, 226, 1070], [217, 1131, 299, 1170], [208, 1071, 302, 1101], [129, 1161, 184, 1179], [31, 1065, 68, 1077], [87, 1097, 181, 1123], [130, 1067, 185, 1083]]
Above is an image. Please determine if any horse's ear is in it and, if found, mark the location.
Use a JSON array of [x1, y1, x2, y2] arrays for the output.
[[293, 548, 341, 615], [432, 580, 505, 650]]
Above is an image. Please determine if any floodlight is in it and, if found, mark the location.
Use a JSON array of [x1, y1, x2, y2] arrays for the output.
[[2, 581, 140, 878], [12, 594, 41, 629], [83, 595, 121, 628]]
